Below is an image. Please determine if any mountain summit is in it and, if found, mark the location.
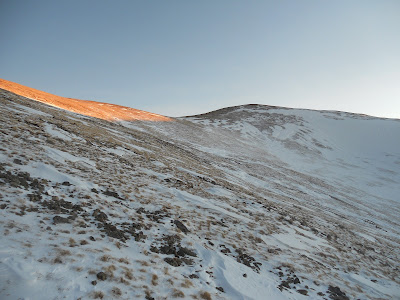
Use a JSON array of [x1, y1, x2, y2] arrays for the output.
[[0, 82, 399, 299]]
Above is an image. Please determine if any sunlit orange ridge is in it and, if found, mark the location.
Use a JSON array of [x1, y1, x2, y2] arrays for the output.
[[0, 78, 172, 122]]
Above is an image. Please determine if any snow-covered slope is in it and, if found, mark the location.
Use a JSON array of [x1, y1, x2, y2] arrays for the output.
[[1, 89, 399, 300]]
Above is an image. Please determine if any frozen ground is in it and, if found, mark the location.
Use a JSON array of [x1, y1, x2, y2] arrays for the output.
[[0, 90, 399, 300]]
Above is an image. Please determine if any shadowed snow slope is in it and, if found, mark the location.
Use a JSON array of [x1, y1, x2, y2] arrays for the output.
[[1, 88, 399, 300], [0, 78, 172, 122]]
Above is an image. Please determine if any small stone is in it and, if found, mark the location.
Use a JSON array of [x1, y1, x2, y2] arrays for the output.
[[297, 289, 308, 295], [279, 281, 290, 289], [243, 273, 247, 278], [164, 257, 183, 267], [174, 220, 190, 234], [54, 257, 63, 264], [92, 209, 108, 222], [96, 272, 107, 281], [189, 274, 199, 279], [177, 247, 197, 257], [28, 194, 41, 202], [53, 215, 70, 224], [216, 287, 225, 293], [13, 159, 23, 165], [327, 285, 349, 300], [91, 280, 97, 285]]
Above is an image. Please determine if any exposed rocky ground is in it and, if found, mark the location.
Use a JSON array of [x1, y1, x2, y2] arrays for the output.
[[0, 88, 399, 299]]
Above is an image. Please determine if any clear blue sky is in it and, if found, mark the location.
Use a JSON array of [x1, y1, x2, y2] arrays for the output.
[[1, 1, 399, 118]]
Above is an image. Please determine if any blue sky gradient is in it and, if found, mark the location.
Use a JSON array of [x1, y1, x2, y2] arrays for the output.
[[1, 1, 399, 118]]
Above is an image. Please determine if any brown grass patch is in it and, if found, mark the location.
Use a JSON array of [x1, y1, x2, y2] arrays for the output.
[[151, 274, 158, 286], [92, 291, 104, 299], [200, 291, 212, 300], [181, 279, 194, 288], [172, 289, 185, 298]]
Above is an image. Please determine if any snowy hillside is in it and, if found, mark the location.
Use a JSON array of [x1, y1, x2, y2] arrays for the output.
[[1, 89, 400, 300]]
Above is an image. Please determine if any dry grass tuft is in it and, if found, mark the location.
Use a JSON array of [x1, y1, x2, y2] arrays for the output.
[[118, 257, 130, 264], [151, 274, 158, 286], [100, 255, 112, 262], [69, 238, 77, 247], [53, 256, 63, 264], [200, 291, 212, 300], [111, 287, 122, 297], [57, 248, 71, 256], [137, 260, 150, 266], [92, 291, 104, 299], [124, 270, 134, 280], [181, 279, 194, 288], [172, 289, 185, 298]]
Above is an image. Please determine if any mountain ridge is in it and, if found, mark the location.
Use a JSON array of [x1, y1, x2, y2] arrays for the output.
[[0, 78, 172, 122], [186, 103, 399, 121]]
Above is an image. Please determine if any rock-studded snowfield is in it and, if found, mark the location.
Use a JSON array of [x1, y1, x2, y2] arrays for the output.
[[1, 89, 400, 299]]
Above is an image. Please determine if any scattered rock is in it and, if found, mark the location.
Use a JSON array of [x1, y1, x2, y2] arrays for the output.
[[181, 257, 195, 265], [216, 287, 225, 293], [0, 170, 31, 189], [197, 176, 217, 185], [146, 209, 170, 222], [220, 244, 231, 254], [164, 177, 193, 188], [132, 230, 147, 242], [136, 207, 146, 214], [278, 281, 290, 290], [189, 274, 199, 279], [150, 234, 196, 266], [235, 248, 262, 272]]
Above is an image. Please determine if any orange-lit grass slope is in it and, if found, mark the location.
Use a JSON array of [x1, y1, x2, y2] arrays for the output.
[[0, 78, 172, 122]]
